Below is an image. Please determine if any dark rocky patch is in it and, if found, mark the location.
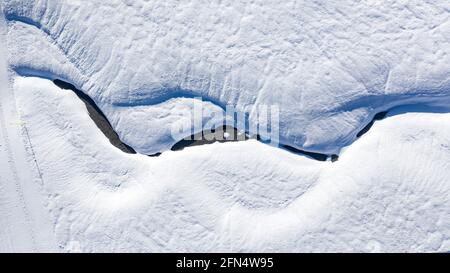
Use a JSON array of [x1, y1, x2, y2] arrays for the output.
[[356, 111, 389, 138], [281, 144, 329, 161], [53, 79, 136, 154], [171, 125, 248, 151], [53, 79, 340, 162]]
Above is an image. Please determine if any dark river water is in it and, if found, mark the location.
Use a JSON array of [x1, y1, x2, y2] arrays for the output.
[[53, 79, 136, 154], [52, 79, 390, 162], [356, 111, 388, 137]]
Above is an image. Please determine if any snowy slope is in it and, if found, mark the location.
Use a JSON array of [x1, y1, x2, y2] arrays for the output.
[[3, 0, 450, 154], [0, 14, 57, 252], [1, 0, 450, 252], [9, 75, 450, 252]]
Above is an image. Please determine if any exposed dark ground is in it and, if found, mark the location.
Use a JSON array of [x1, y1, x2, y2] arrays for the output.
[[53, 79, 136, 154], [171, 125, 249, 151], [172, 126, 336, 162], [356, 111, 389, 138], [53, 79, 350, 162]]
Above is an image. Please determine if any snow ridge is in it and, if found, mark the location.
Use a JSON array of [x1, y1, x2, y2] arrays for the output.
[[4, 0, 450, 154]]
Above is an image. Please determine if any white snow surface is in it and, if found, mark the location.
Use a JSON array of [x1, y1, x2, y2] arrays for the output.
[[3, 0, 450, 153], [8, 75, 450, 252], [1, 0, 450, 252]]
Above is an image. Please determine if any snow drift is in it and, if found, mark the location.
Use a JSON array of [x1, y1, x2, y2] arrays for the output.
[[1, 0, 450, 252]]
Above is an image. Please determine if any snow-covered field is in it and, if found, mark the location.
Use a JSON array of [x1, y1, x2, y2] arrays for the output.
[[1, 0, 450, 252]]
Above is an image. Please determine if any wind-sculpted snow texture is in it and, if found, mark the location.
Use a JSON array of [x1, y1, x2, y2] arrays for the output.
[[4, 0, 450, 154], [10, 76, 450, 252], [2, 0, 450, 252]]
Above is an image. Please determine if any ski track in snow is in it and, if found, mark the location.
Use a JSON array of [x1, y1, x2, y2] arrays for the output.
[[1, 0, 450, 252], [0, 10, 57, 252], [7, 75, 450, 252]]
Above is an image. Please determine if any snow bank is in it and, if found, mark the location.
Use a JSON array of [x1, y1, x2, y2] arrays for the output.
[[3, 0, 450, 253], [11, 76, 450, 252], [4, 0, 450, 154]]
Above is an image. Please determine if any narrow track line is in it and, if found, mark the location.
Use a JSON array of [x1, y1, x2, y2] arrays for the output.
[[0, 101, 38, 252]]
